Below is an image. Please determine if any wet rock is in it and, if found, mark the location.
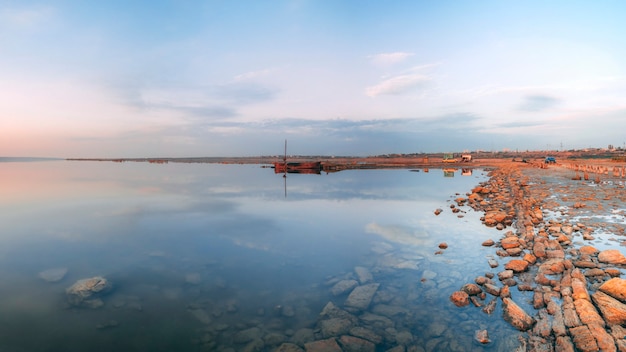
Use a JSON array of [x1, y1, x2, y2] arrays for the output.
[[358, 313, 393, 329], [482, 239, 495, 246], [483, 283, 501, 297], [592, 290, 626, 325], [275, 342, 304, 352], [505, 259, 529, 273], [598, 278, 626, 302], [331, 280, 359, 296], [574, 299, 605, 327], [344, 283, 379, 310], [38, 267, 68, 282], [461, 283, 482, 295], [497, 270, 514, 281], [449, 291, 469, 307], [598, 249, 626, 265], [488, 259, 499, 268], [555, 335, 575, 352], [434, 208, 443, 216], [587, 323, 617, 352], [474, 329, 490, 344], [438, 242, 448, 249], [290, 328, 315, 346], [570, 325, 599, 352], [502, 297, 535, 331], [338, 335, 375, 352], [320, 318, 352, 338], [348, 327, 382, 344], [394, 330, 414, 345], [233, 327, 262, 344], [501, 236, 520, 249], [580, 246, 599, 255], [304, 338, 342, 352], [354, 266, 373, 284], [482, 297, 497, 314], [371, 304, 408, 317], [66, 276, 112, 307]]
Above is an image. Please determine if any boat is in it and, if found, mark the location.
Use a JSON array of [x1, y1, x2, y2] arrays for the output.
[[273, 161, 322, 174], [272, 140, 322, 174]]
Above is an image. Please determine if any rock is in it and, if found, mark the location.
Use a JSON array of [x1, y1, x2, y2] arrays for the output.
[[348, 327, 383, 344], [38, 267, 68, 282], [434, 208, 443, 215], [66, 276, 112, 307], [482, 239, 495, 246], [474, 329, 490, 344], [505, 259, 529, 273], [574, 299, 605, 327], [338, 335, 375, 352], [344, 283, 379, 310], [599, 278, 626, 303], [291, 328, 315, 346], [354, 266, 373, 284], [579, 245, 599, 255], [320, 318, 352, 338], [483, 284, 501, 297], [592, 290, 626, 325], [599, 249, 626, 265], [502, 297, 535, 331], [275, 342, 304, 352], [304, 338, 343, 352], [569, 325, 599, 352], [501, 236, 520, 249], [497, 270, 514, 281], [233, 327, 262, 344], [449, 291, 469, 307], [461, 283, 482, 295], [331, 280, 359, 296], [264, 332, 286, 346]]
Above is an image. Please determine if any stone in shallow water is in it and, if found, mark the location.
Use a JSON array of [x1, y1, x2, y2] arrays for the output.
[[38, 267, 68, 282], [331, 279, 358, 296], [354, 266, 373, 284], [66, 276, 112, 307], [344, 283, 379, 310]]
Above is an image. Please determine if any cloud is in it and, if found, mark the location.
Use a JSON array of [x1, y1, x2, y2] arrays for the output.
[[369, 52, 414, 66], [234, 69, 273, 81], [110, 80, 276, 119], [517, 95, 560, 112], [366, 73, 431, 97]]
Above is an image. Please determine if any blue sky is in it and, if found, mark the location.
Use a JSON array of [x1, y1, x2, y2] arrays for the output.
[[2, 0, 626, 157]]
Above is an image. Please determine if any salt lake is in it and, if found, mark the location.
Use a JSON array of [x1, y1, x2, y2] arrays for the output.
[[0, 160, 528, 351]]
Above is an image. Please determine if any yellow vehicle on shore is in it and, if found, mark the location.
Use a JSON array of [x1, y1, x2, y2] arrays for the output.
[[442, 153, 457, 163]]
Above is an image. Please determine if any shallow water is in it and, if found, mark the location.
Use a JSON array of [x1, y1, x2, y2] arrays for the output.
[[0, 161, 524, 351]]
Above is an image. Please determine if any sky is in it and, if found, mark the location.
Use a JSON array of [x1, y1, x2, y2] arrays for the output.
[[1, 0, 626, 157]]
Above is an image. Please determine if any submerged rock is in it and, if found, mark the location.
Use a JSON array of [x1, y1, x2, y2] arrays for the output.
[[66, 276, 112, 308], [38, 267, 68, 282], [344, 283, 379, 310]]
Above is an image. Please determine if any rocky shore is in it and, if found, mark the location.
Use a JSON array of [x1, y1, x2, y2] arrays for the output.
[[449, 161, 626, 351]]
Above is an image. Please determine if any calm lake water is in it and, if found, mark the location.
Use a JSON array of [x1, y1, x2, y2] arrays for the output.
[[0, 160, 527, 351]]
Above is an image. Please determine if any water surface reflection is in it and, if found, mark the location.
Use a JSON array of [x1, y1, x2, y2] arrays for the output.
[[0, 161, 523, 351]]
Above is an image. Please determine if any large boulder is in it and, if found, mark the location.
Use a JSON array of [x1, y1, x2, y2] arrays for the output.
[[66, 276, 112, 308], [599, 278, 626, 303], [598, 250, 626, 265], [592, 290, 626, 325]]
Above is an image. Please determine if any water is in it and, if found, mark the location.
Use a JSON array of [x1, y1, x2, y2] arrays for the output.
[[0, 160, 524, 351]]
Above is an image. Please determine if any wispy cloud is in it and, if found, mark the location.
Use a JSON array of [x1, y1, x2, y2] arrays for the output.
[[517, 95, 560, 112], [234, 69, 273, 81], [368, 52, 414, 66], [365, 73, 431, 97]]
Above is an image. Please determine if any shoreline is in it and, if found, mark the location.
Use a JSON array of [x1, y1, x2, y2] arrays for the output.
[[451, 161, 626, 351]]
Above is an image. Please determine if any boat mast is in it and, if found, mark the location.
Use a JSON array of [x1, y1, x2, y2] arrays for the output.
[[283, 139, 287, 163]]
